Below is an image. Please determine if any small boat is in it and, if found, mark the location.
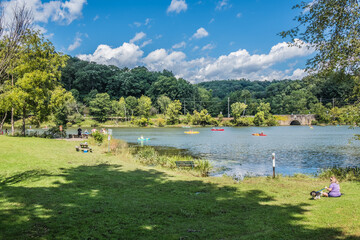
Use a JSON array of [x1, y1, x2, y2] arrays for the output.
[[184, 130, 199, 134], [211, 128, 224, 131], [137, 137, 150, 141], [252, 133, 267, 136]]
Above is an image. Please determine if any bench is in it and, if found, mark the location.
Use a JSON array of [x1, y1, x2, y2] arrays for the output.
[[69, 134, 88, 139], [76, 143, 92, 153], [175, 161, 195, 168]]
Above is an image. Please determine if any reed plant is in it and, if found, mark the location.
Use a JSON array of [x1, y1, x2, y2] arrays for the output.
[[132, 146, 212, 177], [317, 166, 360, 181]]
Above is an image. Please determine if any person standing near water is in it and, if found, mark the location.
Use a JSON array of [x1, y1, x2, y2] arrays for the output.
[[77, 127, 82, 137]]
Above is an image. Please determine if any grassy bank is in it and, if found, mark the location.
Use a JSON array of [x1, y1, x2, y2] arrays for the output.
[[0, 136, 360, 239]]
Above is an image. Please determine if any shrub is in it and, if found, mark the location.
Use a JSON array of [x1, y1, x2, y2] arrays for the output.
[[317, 166, 360, 181], [91, 131, 104, 145], [156, 118, 166, 127]]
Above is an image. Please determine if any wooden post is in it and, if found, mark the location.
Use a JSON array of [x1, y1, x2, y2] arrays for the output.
[[272, 153, 275, 178]]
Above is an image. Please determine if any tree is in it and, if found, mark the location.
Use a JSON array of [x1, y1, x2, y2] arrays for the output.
[[126, 96, 138, 116], [280, 0, 360, 75], [166, 100, 182, 125], [50, 87, 75, 126], [137, 95, 152, 118], [231, 102, 247, 123], [8, 31, 68, 134], [89, 93, 111, 122], [157, 95, 171, 114], [116, 97, 127, 118], [0, 4, 32, 81]]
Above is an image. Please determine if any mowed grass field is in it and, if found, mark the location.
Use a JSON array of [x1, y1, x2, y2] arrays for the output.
[[0, 135, 359, 239]]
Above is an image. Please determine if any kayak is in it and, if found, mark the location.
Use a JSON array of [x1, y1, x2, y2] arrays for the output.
[[252, 133, 267, 136], [184, 131, 199, 134], [211, 128, 224, 131], [137, 138, 150, 141]]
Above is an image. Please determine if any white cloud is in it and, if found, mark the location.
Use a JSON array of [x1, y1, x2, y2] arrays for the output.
[[202, 43, 215, 51], [130, 32, 146, 43], [93, 15, 99, 21], [77, 39, 313, 83], [167, 0, 187, 14], [236, 12, 242, 18], [216, 0, 231, 10], [191, 27, 209, 39], [172, 41, 186, 49], [77, 42, 143, 68], [209, 18, 215, 24], [1, 0, 87, 25], [141, 39, 152, 48], [133, 18, 152, 27], [68, 33, 82, 51]]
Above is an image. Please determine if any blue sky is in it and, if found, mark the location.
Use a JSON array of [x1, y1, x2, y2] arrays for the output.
[[2, 0, 314, 83]]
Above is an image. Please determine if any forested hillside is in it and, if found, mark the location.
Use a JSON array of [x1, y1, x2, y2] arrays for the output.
[[60, 57, 357, 117]]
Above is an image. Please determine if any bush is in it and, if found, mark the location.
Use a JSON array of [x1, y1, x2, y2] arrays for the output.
[[91, 131, 104, 145], [133, 117, 152, 127], [235, 117, 254, 126], [156, 118, 166, 127], [317, 166, 360, 181], [41, 126, 67, 139]]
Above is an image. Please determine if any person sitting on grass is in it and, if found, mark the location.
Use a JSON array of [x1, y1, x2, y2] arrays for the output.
[[322, 176, 341, 197]]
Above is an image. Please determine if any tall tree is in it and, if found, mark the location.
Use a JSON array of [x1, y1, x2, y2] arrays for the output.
[[8, 31, 68, 134], [137, 95, 152, 118], [89, 93, 111, 122], [280, 0, 360, 75]]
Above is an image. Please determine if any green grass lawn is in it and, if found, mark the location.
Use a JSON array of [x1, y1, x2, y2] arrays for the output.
[[0, 136, 359, 239]]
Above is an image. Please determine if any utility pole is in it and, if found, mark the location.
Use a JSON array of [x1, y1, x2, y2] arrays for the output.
[[183, 100, 186, 115], [227, 97, 230, 118]]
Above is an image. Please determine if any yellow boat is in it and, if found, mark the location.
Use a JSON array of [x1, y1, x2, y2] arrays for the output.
[[184, 130, 199, 134]]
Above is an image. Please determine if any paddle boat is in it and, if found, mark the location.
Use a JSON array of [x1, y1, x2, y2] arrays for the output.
[[252, 132, 267, 136], [184, 130, 199, 134], [137, 136, 150, 141], [211, 128, 224, 131]]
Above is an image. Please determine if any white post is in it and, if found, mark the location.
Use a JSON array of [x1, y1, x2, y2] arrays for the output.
[[272, 153, 275, 178]]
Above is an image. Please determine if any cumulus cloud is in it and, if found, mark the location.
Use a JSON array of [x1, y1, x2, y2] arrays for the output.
[[167, 0, 187, 14], [130, 32, 146, 43], [172, 41, 186, 49], [191, 27, 209, 39], [77, 42, 143, 68], [1, 0, 87, 25], [236, 12, 242, 18], [77, 40, 313, 83]]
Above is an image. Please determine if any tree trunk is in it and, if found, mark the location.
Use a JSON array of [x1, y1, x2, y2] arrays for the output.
[[11, 74, 15, 135], [0, 112, 7, 133], [22, 107, 26, 136], [11, 107, 14, 136]]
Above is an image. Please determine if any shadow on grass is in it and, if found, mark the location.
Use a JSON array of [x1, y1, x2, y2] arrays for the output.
[[0, 164, 352, 239]]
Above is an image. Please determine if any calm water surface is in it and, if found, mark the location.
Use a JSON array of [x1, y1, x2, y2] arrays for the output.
[[72, 126, 360, 177]]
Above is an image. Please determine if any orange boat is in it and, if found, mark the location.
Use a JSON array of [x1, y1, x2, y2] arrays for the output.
[[252, 133, 267, 136]]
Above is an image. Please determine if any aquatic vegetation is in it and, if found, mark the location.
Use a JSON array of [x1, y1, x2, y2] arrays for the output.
[[317, 166, 360, 181]]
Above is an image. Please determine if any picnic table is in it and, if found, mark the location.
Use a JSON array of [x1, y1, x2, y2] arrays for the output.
[[76, 142, 92, 153]]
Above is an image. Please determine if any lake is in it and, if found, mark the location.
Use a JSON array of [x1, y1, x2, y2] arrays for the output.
[[69, 126, 360, 178]]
